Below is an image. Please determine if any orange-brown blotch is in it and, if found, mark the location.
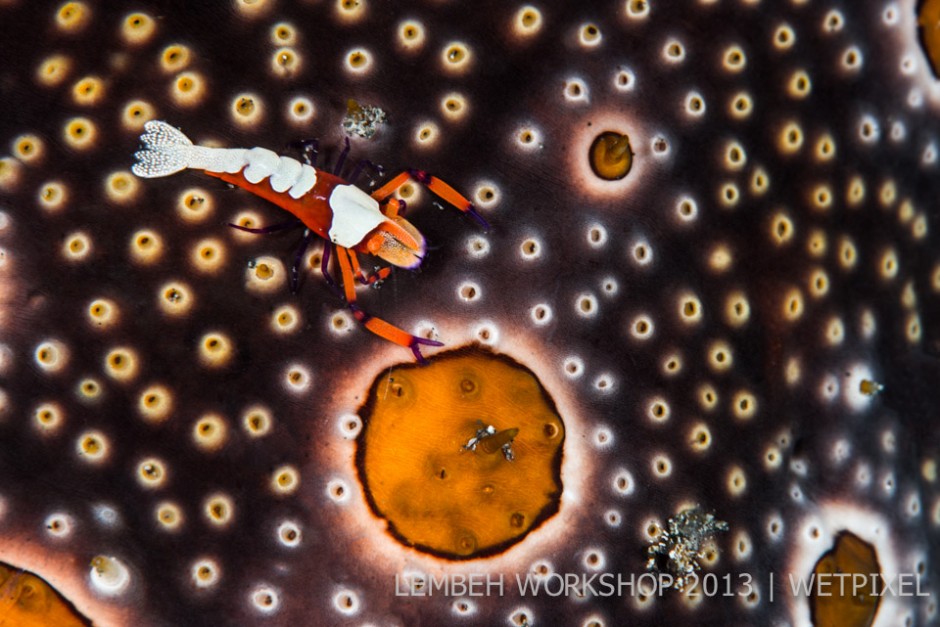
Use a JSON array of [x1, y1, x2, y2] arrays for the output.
[[919, 0, 940, 78], [810, 531, 882, 627], [356, 347, 565, 559], [589, 131, 634, 180], [0, 561, 89, 626]]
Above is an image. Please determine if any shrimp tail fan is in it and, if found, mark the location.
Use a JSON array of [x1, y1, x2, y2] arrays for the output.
[[132, 120, 195, 178]]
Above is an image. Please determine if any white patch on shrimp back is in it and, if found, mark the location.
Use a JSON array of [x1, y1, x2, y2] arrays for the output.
[[327, 184, 386, 247], [289, 164, 318, 198], [243, 148, 281, 183], [185, 146, 248, 174], [132, 121, 318, 198], [268, 157, 303, 192]]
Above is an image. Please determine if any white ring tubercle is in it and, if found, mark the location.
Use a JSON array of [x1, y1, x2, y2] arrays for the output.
[[328, 184, 387, 248], [131, 120, 318, 199]]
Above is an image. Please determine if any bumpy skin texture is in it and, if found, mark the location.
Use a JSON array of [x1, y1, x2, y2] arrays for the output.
[[0, 1, 939, 626]]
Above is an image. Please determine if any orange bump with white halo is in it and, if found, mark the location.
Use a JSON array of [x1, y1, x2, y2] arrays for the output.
[[356, 347, 565, 559]]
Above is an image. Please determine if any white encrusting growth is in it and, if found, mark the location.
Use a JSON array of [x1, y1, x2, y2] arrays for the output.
[[132, 120, 317, 199]]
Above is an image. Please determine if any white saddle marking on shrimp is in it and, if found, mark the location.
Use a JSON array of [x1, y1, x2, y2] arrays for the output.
[[327, 184, 386, 248]]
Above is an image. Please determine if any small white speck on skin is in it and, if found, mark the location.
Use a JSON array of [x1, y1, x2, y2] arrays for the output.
[[326, 479, 350, 504], [612, 468, 635, 496], [562, 356, 585, 379], [649, 134, 672, 160], [283, 363, 313, 394], [630, 238, 654, 267], [882, 429, 898, 455], [249, 584, 281, 614], [581, 547, 607, 571], [922, 142, 937, 166], [764, 445, 783, 471], [286, 95, 316, 124], [818, 373, 840, 403], [789, 459, 808, 477], [43, 512, 75, 539], [882, 3, 900, 25], [529, 303, 553, 326], [276, 520, 302, 548], [451, 598, 477, 616], [613, 67, 636, 92], [662, 38, 686, 64], [830, 438, 852, 467], [628, 314, 654, 340], [790, 484, 804, 503], [457, 281, 483, 303], [856, 461, 873, 488], [857, 113, 880, 144], [593, 373, 615, 393], [469, 320, 499, 345], [675, 194, 699, 223], [575, 292, 599, 318], [904, 493, 921, 519], [508, 607, 537, 627], [336, 414, 362, 439], [89, 555, 132, 596], [586, 223, 608, 248], [519, 236, 544, 261], [732, 530, 752, 562], [592, 426, 614, 449], [766, 514, 784, 542], [881, 472, 897, 497], [190, 557, 221, 589], [465, 235, 490, 258], [683, 91, 706, 119], [650, 453, 673, 478], [331, 588, 362, 615], [563, 77, 590, 103], [513, 124, 544, 151]]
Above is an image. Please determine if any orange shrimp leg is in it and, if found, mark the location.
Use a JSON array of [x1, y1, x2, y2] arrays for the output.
[[371, 169, 490, 230], [347, 249, 392, 285], [382, 197, 406, 219], [335, 245, 442, 362]]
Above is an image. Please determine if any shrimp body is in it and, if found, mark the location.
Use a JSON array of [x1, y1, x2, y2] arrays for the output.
[[132, 121, 486, 361]]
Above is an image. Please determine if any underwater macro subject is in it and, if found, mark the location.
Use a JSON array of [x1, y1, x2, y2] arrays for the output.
[[0, 1, 939, 626]]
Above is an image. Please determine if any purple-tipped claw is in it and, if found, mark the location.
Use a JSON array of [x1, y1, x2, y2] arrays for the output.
[[467, 205, 490, 231], [410, 337, 444, 363]]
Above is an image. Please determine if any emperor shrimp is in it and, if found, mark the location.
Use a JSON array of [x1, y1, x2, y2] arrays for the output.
[[131, 120, 488, 361]]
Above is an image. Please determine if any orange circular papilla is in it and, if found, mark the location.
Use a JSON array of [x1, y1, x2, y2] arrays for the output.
[[356, 346, 565, 559]]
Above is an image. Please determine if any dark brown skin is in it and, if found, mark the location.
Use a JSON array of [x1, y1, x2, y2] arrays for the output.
[[0, 1, 937, 625]]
